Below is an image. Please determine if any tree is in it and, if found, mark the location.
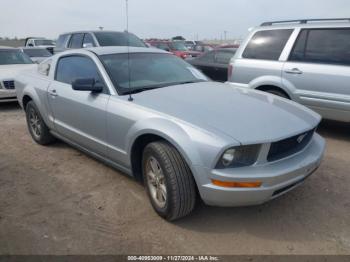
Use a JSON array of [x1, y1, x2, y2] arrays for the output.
[[172, 36, 185, 41]]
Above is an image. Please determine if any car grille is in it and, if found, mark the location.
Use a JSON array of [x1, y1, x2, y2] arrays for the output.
[[267, 129, 315, 162], [3, 80, 15, 90]]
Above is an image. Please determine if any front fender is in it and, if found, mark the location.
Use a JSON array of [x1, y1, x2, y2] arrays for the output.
[[21, 80, 54, 129], [126, 118, 201, 167], [126, 117, 231, 180]]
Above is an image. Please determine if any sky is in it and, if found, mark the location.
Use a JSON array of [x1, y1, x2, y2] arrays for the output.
[[0, 0, 349, 40]]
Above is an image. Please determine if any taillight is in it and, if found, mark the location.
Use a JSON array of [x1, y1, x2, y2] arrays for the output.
[[228, 64, 233, 80]]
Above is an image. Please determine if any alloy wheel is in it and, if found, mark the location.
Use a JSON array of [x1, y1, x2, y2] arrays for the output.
[[29, 108, 42, 139], [146, 156, 167, 208]]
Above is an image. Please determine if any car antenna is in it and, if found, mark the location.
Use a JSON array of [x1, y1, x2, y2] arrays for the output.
[[125, 0, 133, 102]]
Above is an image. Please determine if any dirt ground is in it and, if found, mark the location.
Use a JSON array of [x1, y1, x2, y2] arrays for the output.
[[0, 102, 349, 255]]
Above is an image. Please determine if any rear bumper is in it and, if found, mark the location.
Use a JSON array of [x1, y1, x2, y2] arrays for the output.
[[194, 133, 325, 207]]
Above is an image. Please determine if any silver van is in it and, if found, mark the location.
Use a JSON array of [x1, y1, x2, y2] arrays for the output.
[[228, 18, 350, 122]]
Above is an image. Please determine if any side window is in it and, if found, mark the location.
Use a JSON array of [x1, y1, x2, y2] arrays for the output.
[[83, 34, 95, 48], [243, 29, 293, 60], [290, 29, 350, 66], [215, 51, 235, 64], [198, 51, 215, 62], [69, 34, 84, 49], [55, 56, 102, 85]]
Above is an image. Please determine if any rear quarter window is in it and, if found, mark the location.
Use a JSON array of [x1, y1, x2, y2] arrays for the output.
[[69, 34, 84, 49], [56, 34, 70, 48], [290, 28, 350, 66], [242, 29, 293, 60]]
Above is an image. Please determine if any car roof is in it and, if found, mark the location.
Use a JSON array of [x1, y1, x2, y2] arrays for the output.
[[85, 46, 167, 55], [60, 30, 128, 35], [256, 21, 350, 31], [20, 47, 50, 50], [25, 37, 47, 40], [147, 40, 171, 43]]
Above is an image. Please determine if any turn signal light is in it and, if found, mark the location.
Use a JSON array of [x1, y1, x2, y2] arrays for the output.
[[212, 179, 262, 188]]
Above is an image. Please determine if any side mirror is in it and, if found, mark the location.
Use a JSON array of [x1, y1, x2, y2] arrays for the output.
[[28, 43, 34, 47], [72, 78, 103, 93]]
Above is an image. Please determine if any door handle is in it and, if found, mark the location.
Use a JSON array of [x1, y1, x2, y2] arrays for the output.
[[285, 68, 303, 74], [49, 89, 58, 97]]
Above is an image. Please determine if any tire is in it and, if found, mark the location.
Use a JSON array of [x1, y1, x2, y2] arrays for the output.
[[25, 101, 55, 145], [265, 89, 289, 99], [142, 141, 196, 221]]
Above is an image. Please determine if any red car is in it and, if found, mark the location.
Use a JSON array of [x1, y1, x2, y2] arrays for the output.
[[146, 40, 201, 59]]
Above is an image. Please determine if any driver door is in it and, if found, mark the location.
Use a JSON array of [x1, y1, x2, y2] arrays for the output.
[[48, 55, 110, 157]]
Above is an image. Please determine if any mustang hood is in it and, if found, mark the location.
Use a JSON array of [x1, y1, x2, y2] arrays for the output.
[[132, 82, 321, 144]]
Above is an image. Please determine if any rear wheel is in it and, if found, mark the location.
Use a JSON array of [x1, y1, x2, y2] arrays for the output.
[[142, 141, 196, 221], [25, 101, 55, 145]]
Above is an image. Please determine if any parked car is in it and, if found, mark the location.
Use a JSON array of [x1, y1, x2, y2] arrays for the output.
[[193, 44, 215, 53], [16, 47, 325, 220], [24, 37, 56, 54], [54, 31, 146, 54], [188, 48, 237, 82], [185, 40, 204, 50], [0, 47, 35, 102], [146, 40, 201, 59], [20, 47, 52, 63], [228, 18, 350, 122]]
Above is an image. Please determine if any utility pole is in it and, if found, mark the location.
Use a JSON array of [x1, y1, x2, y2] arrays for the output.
[[224, 30, 227, 41], [125, 0, 129, 33]]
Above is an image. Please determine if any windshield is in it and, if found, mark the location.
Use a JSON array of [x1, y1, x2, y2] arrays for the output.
[[34, 39, 55, 46], [170, 42, 188, 51], [23, 49, 52, 58], [0, 50, 33, 65], [100, 53, 208, 94], [94, 32, 146, 47]]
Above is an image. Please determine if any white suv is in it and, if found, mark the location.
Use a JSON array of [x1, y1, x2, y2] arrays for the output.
[[228, 18, 350, 122]]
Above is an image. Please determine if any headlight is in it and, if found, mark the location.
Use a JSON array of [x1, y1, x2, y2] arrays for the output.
[[216, 145, 261, 169]]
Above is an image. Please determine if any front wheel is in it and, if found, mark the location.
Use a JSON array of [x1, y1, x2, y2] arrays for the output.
[[25, 101, 55, 145], [142, 141, 196, 221]]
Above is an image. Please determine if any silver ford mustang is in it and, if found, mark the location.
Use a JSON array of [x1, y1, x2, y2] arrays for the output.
[[15, 47, 325, 220]]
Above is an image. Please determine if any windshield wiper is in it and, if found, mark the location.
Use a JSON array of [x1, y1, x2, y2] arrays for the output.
[[121, 85, 167, 95], [121, 80, 207, 96], [173, 80, 206, 85]]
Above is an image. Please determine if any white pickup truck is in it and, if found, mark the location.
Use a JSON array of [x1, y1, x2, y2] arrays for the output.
[[25, 37, 56, 54]]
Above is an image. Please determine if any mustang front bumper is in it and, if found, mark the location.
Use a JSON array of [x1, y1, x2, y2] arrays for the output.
[[194, 133, 325, 207]]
